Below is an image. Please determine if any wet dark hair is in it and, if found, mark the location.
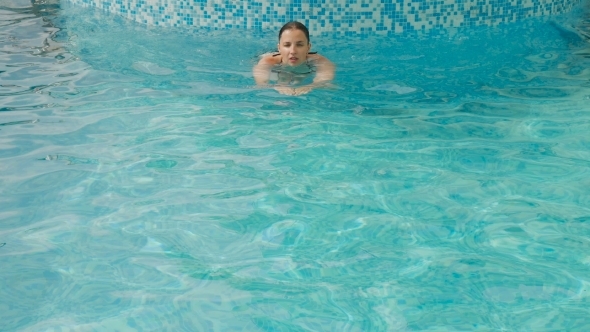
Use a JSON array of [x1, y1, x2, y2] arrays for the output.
[[278, 21, 310, 43]]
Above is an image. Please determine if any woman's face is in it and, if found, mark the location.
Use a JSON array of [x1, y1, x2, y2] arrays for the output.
[[278, 29, 311, 67]]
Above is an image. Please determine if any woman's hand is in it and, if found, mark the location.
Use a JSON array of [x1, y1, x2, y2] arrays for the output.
[[274, 86, 313, 96]]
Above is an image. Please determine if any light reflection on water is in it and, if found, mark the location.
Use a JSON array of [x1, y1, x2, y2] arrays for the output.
[[1, 0, 590, 330]]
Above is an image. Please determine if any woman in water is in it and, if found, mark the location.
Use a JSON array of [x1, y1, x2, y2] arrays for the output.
[[253, 21, 335, 96]]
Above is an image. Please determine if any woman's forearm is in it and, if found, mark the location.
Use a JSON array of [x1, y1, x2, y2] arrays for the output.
[[252, 63, 272, 85], [311, 55, 335, 84]]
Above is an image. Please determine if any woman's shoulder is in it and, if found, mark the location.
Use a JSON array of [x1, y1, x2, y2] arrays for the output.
[[307, 52, 331, 64], [258, 52, 281, 65]]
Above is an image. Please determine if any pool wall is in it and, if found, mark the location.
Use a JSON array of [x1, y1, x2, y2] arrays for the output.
[[67, 0, 581, 34]]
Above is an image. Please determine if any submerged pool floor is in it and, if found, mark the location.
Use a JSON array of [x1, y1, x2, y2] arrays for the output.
[[1, 1, 590, 330]]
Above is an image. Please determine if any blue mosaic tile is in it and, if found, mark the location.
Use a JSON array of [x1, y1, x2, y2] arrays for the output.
[[65, 0, 581, 34]]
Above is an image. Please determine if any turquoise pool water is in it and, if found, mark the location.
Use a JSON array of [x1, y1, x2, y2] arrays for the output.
[[1, 0, 590, 330]]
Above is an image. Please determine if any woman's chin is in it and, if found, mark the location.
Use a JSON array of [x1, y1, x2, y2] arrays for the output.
[[282, 58, 301, 66]]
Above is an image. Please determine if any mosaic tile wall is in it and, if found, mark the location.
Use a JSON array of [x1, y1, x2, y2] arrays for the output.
[[66, 0, 582, 34]]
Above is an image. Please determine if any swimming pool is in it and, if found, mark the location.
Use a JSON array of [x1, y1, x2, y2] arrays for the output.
[[1, 0, 590, 330]]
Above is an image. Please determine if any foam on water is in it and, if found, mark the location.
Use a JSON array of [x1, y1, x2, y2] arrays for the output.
[[1, 1, 590, 330]]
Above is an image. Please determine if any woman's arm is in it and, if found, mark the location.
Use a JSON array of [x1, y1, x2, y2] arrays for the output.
[[310, 54, 335, 84], [253, 55, 279, 85], [253, 53, 335, 95]]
